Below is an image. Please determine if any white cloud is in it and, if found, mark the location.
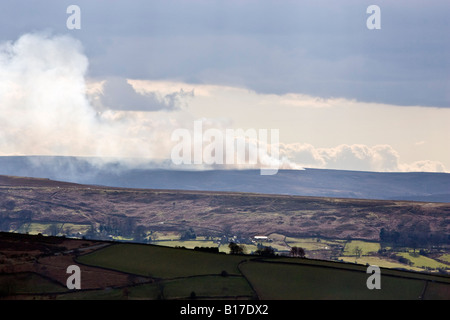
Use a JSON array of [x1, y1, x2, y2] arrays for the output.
[[280, 143, 448, 173], [399, 160, 447, 173]]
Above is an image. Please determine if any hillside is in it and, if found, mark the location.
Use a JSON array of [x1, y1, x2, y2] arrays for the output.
[[0, 156, 449, 202], [1, 174, 450, 302], [0, 232, 449, 300], [0, 174, 449, 242]]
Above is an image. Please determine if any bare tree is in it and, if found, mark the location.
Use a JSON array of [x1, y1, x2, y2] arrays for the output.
[[46, 223, 60, 236], [354, 246, 362, 258]]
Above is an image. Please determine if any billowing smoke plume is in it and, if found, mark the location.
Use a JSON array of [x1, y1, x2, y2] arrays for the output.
[[0, 32, 95, 156], [0, 32, 189, 167], [0, 32, 290, 172]]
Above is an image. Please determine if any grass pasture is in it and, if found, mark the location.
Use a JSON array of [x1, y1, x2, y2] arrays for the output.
[[439, 254, 450, 263], [15, 222, 91, 236], [160, 275, 255, 299], [239, 260, 426, 300], [0, 272, 66, 296], [397, 252, 449, 270], [338, 256, 424, 272], [284, 237, 340, 251], [343, 240, 381, 256], [77, 243, 247, 278], [151, 240, 219, 249], [1, 232, 448, 300], [150, 231, 181, 240], [58, 275, 255, 300], [75, 243, 256, 300], [75, 242, 450, 300]]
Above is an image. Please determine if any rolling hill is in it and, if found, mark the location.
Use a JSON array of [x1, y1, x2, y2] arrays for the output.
[[0, 173, 449, 302], [0, 174, 449, 242], [0, 156, 449, 202], [0, 232, 449, 300]]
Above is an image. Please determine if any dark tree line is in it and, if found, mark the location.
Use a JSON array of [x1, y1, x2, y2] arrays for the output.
[[194, 246, 219, 253], [290, 246, 305, 258], [180, 227, 196, 240], [228, 242, 245, 254], [379, 227, 449, 248], [254, 246, 276, 257]]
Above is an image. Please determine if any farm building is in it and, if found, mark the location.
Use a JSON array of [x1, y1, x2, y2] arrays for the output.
[[252, 236, 271, 242]]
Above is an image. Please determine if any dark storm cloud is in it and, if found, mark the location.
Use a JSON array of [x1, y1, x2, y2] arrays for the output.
[[0, 0, 449, 107]]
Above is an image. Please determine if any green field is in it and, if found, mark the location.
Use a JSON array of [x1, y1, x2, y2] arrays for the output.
[[439, 254, 450, 263], [15, 222, 91, 236], [157, 275, 255, 299], [0, 273, 67, 296], [77, 243, 246, 278], [75, 243, 257, 299], [151, 240, 219, 249], [78, 232, 450, 276], [75, 242, 450, 300], [397, 252, 449, 269], [284, 236, 342, 251], [338, 256, 424, 272], [343, 240, 381, 256], [57, 275, 255, 300], [239, 260, 425, 300], [79, 234, 450, 271]]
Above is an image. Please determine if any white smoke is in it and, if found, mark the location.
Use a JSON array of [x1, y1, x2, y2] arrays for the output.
[[0, 32, 189, 166], [0, 31, 294, 172], [0, 32, 95, 156]]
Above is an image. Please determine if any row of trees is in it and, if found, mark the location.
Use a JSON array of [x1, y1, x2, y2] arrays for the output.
[[228, 242, 305, 258], [379, 227, 450, 249]]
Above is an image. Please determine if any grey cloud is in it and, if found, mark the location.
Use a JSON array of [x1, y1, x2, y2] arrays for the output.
[[0, 0, 449, 107], [93, 77, 193, 112], [85, 0, 450, 107]]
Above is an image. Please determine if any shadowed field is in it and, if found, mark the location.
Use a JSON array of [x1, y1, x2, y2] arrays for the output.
[[2, 233, 448, 300]]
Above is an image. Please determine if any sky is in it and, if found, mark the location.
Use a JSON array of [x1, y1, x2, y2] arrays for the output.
[[0, 0, 449, 173]]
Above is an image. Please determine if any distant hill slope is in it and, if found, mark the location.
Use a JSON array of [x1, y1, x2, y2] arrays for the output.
[[0, 174, 449, 241], [0, 156, 449, 202]]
